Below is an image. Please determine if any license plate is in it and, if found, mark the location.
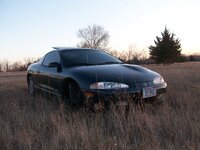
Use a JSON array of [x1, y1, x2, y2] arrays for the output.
[[143, 87, 156, 98]]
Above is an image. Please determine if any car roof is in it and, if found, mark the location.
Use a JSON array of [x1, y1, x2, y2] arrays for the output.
[[52, 47, 98, 51]]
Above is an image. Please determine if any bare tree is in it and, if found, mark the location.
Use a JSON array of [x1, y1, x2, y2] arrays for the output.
[[77, 24, 110, 50], [24, 57, 36, 68], [117, 45, 149, 64], [118, 45, 137, 62], [107, 49, 119, 57], [0, 60, 2, 72], [11, 61, 23, 71], [125, 45, 135, 62], [3, 59, 10, 72]]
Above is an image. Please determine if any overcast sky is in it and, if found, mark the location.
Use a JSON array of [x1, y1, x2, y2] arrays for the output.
[[0, 0, 200, 61]]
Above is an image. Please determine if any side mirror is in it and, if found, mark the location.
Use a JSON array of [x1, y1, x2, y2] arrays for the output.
[[48, 62, 61, 67], [48, 62, 62, 72]]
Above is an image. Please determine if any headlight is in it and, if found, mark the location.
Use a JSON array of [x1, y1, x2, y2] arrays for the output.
[[90, 82, 129, 90], [153, 76, 165, 84]]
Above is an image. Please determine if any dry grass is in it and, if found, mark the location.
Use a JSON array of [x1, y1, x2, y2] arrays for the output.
[[0, 62, 200, 150]]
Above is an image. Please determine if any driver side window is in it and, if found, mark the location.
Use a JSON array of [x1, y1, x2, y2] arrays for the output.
[[42, 51, 60, 66]]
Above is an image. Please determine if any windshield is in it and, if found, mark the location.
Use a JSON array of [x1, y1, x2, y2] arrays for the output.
[[60, 49, 122, 67]]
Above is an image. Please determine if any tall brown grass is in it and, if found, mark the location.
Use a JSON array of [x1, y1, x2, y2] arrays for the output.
[[0, 62, 200, 150]]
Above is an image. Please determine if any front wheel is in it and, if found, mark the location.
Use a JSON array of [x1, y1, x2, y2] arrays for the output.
[[64, 82, 83, 106]]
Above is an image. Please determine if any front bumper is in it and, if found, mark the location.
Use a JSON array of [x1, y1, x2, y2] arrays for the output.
[[81, 82, 167, 109]]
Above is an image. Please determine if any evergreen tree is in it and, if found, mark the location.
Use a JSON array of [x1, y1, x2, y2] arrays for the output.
[[149, 27, 181, 64]]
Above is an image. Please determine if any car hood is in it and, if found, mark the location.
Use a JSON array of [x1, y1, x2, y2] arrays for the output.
[[73, 64, 160, 84]]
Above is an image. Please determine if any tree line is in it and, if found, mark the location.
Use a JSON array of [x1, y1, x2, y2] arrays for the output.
[[0, 58, 37, 72]]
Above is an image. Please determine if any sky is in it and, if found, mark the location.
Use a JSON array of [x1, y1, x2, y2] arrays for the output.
[[0, 0, 200, 61]]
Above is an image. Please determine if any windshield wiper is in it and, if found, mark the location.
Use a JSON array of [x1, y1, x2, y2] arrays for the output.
[[97, 62, 123, 65]]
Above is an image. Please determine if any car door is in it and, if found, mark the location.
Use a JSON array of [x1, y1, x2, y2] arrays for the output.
[[38, 51, 63, 95]]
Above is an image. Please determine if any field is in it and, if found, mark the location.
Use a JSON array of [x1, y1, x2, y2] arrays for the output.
[[0, 62, 200, 150]]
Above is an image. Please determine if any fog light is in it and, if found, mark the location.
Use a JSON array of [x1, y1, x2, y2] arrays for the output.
[[84, 92, 94, 99]]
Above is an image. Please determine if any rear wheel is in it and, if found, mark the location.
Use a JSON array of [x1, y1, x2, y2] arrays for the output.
[[28, 76, 35, 96]]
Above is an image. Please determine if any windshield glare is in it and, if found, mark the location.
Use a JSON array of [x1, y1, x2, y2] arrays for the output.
[[60, 49, 122, 67]]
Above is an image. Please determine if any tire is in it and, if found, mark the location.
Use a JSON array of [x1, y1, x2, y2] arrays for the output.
[[65, 82, 83, 106], [28, 76, 35, 96]]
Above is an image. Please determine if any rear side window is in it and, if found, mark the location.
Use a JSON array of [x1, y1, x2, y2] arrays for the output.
[[42, 51, 60, 66]]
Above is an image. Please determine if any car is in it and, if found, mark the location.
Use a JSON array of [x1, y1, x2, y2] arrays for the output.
[[27, 47, 167, 111]]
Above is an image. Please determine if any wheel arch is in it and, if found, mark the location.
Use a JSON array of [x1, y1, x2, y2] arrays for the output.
[[62, 77, 84, 105], [62, 77, 81, 94], [27, 73, 32, 82]]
